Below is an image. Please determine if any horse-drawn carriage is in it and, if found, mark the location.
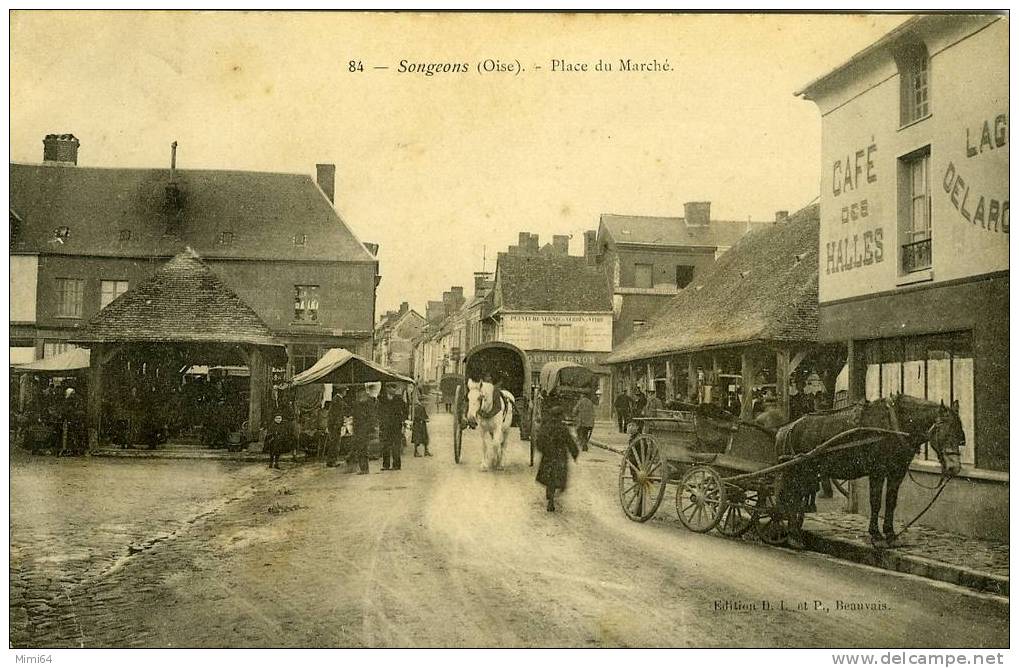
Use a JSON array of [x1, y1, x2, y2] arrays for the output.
[[451, 342, 530, 465], [618, 396, 964, 547], [528, 361, 599, 465]]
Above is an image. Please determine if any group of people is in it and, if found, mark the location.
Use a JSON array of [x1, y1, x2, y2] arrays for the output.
[[17, 383, 86, 455], [264, 382, 430, 473], [611, 387, 666, 433]]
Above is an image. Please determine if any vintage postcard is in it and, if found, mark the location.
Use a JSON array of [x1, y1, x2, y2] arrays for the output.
[[7, 10, 1009, 658]]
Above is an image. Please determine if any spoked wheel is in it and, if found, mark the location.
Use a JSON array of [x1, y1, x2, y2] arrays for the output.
[[755, 492, 804, 546], [716, 484, 761, 538], [618, 435, 669, 522], [452, 385, 463, 464], [676, 466, 726, 533]]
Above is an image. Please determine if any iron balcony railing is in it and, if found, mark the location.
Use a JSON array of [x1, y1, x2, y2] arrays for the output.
[[901, 238, 932, 273]]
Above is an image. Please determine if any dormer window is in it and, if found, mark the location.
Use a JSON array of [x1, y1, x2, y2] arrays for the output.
[[218, 231, 234, 245], [119, 229, 131, 242], [897, 42, 930, 126], [293, 234, 307, 247], [55, 226, 70, 239]]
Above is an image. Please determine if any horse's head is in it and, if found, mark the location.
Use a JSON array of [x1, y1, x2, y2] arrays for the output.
[[465, 379, 494, 428], [929, 401, 964, 478]]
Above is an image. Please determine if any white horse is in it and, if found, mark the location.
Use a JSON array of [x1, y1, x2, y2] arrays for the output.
[[465, 379, 516, 471]]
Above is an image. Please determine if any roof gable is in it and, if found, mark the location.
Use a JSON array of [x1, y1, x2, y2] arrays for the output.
[[9, 163, 375, 262], [494, 254, 612, 313], [606, 203, 821, 363], [75, 248, 280, 347], [598, 213, 770, 250]]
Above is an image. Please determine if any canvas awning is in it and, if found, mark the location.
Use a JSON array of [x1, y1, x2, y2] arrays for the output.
[[285, 348, 413, 387], [12, 347, 90, 375]]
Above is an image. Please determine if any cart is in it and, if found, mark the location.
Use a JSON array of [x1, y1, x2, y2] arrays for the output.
[[452, 342, 530, 464], [618, 406, 907, 545], [529, 361, 599, 466]]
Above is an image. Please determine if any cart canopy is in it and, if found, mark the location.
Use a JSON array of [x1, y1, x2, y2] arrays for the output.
[[12, 348, 90, 375], [538, 361, 598, 396], [285, 348, 413, 387]]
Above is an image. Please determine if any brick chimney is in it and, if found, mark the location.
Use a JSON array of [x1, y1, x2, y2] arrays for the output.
[[43, 134, 79, 165], [474, 271, 493, 296], [684, 201, 711, 228], [583, 230, 598, 265], [399, 301, 409, 314], [552, 235, 570, 257], [426, 300, 445, 323], [775, 210, 789, 224], [527, 233, 540, 255], [316, 164, 336, 203]]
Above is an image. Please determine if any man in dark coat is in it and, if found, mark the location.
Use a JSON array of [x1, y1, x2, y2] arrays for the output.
[[573, 393, 595, 451], [348, 385, 375, 474], [378, 383, 407, 471], [613, 389, 631, 433], [265, 412, 290, 469], [535, 406, 579, 512]]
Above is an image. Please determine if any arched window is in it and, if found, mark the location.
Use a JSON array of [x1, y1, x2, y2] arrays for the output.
[[896, 42, 930, 126]]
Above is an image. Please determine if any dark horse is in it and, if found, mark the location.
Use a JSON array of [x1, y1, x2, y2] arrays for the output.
[[775, 395, 964, 548]]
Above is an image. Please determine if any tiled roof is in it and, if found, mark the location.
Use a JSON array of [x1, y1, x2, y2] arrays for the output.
[[495, 254, 612, 312], [605, 203, 820, 364], [9, 163, 375, 262], [74, 248, 282, 347], [599, 214, 770, 250]]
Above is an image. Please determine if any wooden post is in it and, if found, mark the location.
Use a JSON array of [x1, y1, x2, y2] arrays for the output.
[[665, 358, 674, 402], [87, 343, 106, 453], [247, 346, 267, 442], [739, 349, 757, 421], [687, 356, 697, 402], [846, 338, 866, 401], [646, 362, 653, 391], [776, 348, 791, 421]]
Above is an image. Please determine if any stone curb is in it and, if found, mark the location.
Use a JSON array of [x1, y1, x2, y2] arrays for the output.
[[90, 449, 269, 461], [589, 436, 1009, 597]]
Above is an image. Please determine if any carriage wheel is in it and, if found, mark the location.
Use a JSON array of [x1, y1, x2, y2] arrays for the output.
[[676, 466, 726, 533], [452, 385, 463, 464], [716, 485, 761, 538], [754, 492, 804, 546], [618, 435, 668, 522]]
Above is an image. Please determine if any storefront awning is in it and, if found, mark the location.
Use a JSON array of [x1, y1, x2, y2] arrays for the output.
[[12, 347, 90, 375], [285, 348, 413, 387]]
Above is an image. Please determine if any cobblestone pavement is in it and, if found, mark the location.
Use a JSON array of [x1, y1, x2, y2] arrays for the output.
[[9, 452, 269, 647], [9, 419, 1008, 648]]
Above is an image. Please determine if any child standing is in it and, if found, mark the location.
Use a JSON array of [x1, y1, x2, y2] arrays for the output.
[[412, 396, 431, 457], [535, 406, 579, 511]]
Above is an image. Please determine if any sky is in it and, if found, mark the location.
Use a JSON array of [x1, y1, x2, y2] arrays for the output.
[[9, 11, 911, 316]]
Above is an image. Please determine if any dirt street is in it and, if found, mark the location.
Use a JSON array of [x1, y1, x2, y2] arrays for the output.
[[10, 414, 1009, 648]]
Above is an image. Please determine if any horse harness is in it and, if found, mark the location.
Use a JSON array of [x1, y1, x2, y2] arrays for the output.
[[477, 388, 512, 420]]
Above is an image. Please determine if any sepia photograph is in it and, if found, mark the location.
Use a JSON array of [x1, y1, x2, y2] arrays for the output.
[[6, 9, 1010, 656]]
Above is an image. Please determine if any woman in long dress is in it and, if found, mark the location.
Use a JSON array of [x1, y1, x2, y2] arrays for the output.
[[535, 406, 579, 512]]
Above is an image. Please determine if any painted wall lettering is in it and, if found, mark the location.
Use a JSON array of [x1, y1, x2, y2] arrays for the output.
[[966, 114, 1008, 157], [943, 161, 1009, 233], [832, 142, 878, 197], [825, 228, 883, 274]]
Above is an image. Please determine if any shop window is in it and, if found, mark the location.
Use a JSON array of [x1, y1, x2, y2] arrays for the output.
[[676, 265, 694, 289], [898, 148, 932, 274], [291, 345, 319, 374], [897, 42, 930, 126], [55, 278, 84, 318], [541, 323, 572, 350], [863, 332, 975, 466], [634, 263, 653, 289], [294, 285, 320, 322], [43, 340, 77, 358], [100, 280, 129, 309]]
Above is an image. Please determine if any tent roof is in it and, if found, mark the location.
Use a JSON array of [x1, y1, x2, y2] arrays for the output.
[[13, 347, 90, 374], [74, 248, 282, 347], [286, 348, 413, 387]]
